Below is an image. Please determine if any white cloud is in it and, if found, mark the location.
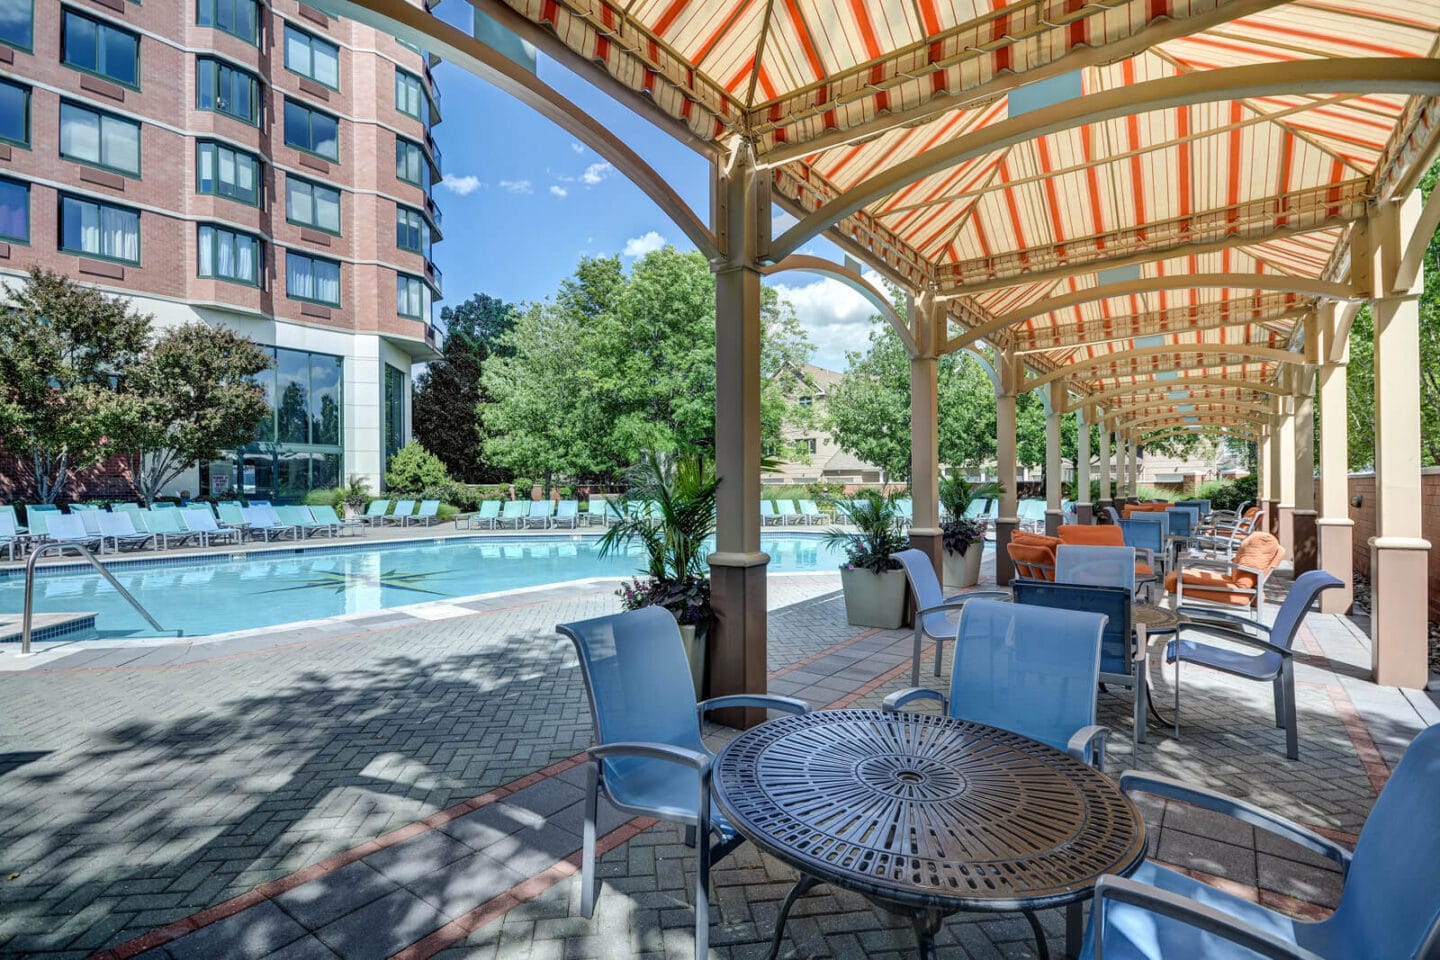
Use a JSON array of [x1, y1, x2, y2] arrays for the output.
[[767, 268, 890, 371], [498, 179, 533, 195], [581, 161, 614, 185], [549, 185, 568, 198], [622, 231, 666, 257], [570, 141, 585, 153], [440, 174, 482, 196]]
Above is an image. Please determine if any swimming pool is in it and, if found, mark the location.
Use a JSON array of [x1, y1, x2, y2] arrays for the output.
[[0, 535, 851, 640]]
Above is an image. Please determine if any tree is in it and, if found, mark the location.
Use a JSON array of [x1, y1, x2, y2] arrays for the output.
[[0, 269, 151, 502], [110, 323, 273, 506], [413, 293, 516, 482], [384, 441, 450, 492]]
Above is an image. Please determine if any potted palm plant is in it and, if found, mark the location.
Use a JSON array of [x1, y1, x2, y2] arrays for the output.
[[938, 474, 1001, 588], [597, 451, 718, 695], [823, 491, 909, 628]]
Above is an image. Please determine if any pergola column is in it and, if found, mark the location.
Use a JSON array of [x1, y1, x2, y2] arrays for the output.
[[1266, 413, 1283, 533], [1256, 427, 1271, 532], [1075, 405, 1093, 524], [1292, 362, 1318, 574], [1276, 398, 1297, 557], [708, 146, 769, 726], [908, 293, 942, 574], [1369, 196, 1431, 688], [1045, 383, 1063, 535], [994, 354, 1020, 585], [1097, 422, 1112, 518], [1126, 436, 1138, 498], [1317, 304, 1354, 613]]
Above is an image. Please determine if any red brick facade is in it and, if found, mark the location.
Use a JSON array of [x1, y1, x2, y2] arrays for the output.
[[1322, 471, 1440, 624]]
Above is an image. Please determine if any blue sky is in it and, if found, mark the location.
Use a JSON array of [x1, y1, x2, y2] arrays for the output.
[[426, 1, 885, 370]]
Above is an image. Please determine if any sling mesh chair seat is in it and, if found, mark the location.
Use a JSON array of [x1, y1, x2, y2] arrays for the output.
[[1080, 722, 1440, 960], [1058, 524, 1156, 580], [892, 548, 1010, 686], [558, 606, 809, 958]]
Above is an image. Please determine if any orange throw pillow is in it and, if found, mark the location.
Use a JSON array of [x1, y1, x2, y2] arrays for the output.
[[1058, 525, 1124, 546]]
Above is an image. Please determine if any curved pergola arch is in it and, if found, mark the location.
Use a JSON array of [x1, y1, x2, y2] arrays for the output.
[[759, 254, 913, 351], [1028, 344, 1304, 391], [1065, 377, 1287, 413], [1124, 410, 1270, 434], [1113, 399, 1275, 423], [770, 58, 1440, 260], [1140, 427, 1259, 446], [948, 275, 1352, 353]]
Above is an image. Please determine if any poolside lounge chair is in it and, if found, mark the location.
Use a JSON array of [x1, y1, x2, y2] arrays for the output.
[[0, 505, 26, 538], [460, 501, 500, 529], [1080, 722, 1440, 960], [771, 499, 798, 525], [1006, 531, 1059, 580], [383, 500, 416, 526], [0, 514, 22, 560], [276, 506, 339, 538], [760, 500, 779, 525], [405, 499, 442, 527], [240, 506, 297, 542], [585, 499, 611, 527], [216, 502, 248, 531], [361, 499, 391, 526], [797, 499, 824, 524], [182, 507, 242, 547], [76, 508, 104, 538], [141, 508, 207, 549], [98, 511, 155, 553], [552, 500, 580, 529], [309, 504, 365, 536], [43, 514, 103, 553], [525, 500, 556, 528], [1165, 531, 1286, 620], [557, 606, 810, 960], [111, 502, 142, 513], [497, 500, 528, 529]]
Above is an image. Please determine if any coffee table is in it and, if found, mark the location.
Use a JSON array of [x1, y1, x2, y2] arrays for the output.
[[713, 710, 1147, 959]]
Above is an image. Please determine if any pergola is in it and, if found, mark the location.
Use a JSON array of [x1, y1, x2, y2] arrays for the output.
[[332, 0, 1440, 708]]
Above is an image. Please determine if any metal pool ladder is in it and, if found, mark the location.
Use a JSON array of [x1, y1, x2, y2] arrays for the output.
[[18, 543, 179, 654]]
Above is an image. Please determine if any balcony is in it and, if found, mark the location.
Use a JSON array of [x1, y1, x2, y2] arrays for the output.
[[426, 260, 443, 297], [424, 195, 443, 235], [425, 130, 443, 177]]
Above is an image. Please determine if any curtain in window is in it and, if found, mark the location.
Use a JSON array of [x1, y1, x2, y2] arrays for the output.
[[287, 254, 313, 300], [199, 225, 214, 276], [235, 234, 255, 281], [0, 181, 25, 240], [314, 188, 339, 232], [314, 260, 339, 304], [101, 205, 137, 261]]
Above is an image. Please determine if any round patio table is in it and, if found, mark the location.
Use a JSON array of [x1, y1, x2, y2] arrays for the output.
[[1130, 604, 1190, 738], [713, 710, 1147, 960]]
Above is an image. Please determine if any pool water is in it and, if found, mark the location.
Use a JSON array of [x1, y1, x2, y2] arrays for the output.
[[0, 535, 850, 640]]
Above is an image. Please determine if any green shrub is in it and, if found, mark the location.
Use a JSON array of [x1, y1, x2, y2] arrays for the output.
[[304, 487, 345, 510], [437, 503, 460, 521], [1198, 474, 1257, 512], [804, 481, 845, 501], [386, 442, 450, 493]]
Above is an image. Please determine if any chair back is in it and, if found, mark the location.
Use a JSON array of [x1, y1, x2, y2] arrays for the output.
[[501, 500, 527, 519], [391, 500, 416, 518], [476, 501, 500, 519], [0, 514, 15, 538], [240, 507, 269, 528], [892, 549, 946, 632], [25, 510, 52, 537], [416, 500, 440, 518], [1165, 507, 1198, 538], [1326, 722, 1440, 955], [962, 498, 986, 519], [78, 510, 103, 535], [1055, 544, 1136, 595], [1267, 569, 1343, 651], [948, 600, 1105, 754], [69, 503, 100, 512], [760, 500, 775, 518], [217, 502, 245, 526], [99, 512, 139, 537], [144, 509, 183, 533], [1058, 524, 1124, 547], [0, 505, 19, 527], [1127, 511, 1170, 538], [275, 506, 312, 525], [528, 500, 553, 518], [1007, 532, 1058, 581], [365, 499, 390, 517], [112, 502, 141, 512], [1117, 518, 1164, 554], [1012, 579, 1132, 679], [585, 499, 606, 519], [798, 499, 820, 518], [310, 505, 344, 524], [48, 515, 90, 540], [556, 500, 578, 519], [557, 607, 707, 798], [775, 499, 797, 518]]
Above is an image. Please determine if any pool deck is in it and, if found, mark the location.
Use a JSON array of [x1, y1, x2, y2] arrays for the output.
[[0, 565, 1437, 959]]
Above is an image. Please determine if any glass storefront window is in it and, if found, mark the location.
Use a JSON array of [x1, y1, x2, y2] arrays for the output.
[[310, 352, 341, 446], [226, 345, 345, 500], [384, 364, 404, 463]]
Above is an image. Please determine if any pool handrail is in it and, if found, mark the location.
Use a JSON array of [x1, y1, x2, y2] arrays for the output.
[[20, 542, 177, 654]]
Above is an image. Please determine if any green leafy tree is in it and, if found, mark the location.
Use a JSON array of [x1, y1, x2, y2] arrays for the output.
[[109, 323, 273, 506], [0, 269, 151, 502], [385, 441, 450, 492], [414, 293, 516, 482]]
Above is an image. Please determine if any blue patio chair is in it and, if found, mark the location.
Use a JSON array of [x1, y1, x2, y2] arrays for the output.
[[797, 499, 823, 524], [1055, 543, 1137, 596], [141, 508, 206, 548], [1102, 504, 1122, 525], [894, 497, 914, 528], [240, 506, 296, 542], [0, 504, 26, 537], [405, 499, 442, 527], [1080, 721, 1440, 960], [309, 505, 365, 536], [360, 499, 391, 526], [111, 502, 142, 513], [772, 499, 798, 525], [215, 501, 248, 532], [1166, 569, 1343, 760], [1117, 518, 1167, 578], [1018, 498, 1048, 531], [1174, 498, 1209, 520], [275, 505, 335, 538], [382, 499, 416, 526], [467, 499, 501, 529], [0, 513, 22, 560], [558, 607, 809, 959], [962, 497, 987, 519], [181, 507, 242, 547], [552, 500, 580, 529], [43, 514, 103, 552], [586, 499, 610, 527], [525, 500, 555, 528], [884, 598, 1109, 768], [892, 548, 1011, 686], [760, 500, 778, 525], [96, 512, 153, 553]]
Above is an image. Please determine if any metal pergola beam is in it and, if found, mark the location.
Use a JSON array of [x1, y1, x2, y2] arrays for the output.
[[1066, 377, 1287, 413], [1017, 301, 1308, 355], [759, 255, 915, 353], [1141, 426, 1259, 444], [1028, 343, 1305, 390]]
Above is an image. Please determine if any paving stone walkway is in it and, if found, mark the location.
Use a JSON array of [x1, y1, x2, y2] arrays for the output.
[[1, 569, 1436, 960]]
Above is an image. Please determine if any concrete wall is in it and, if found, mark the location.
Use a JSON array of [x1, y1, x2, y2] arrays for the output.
[[1322, 469, 1440, 623]]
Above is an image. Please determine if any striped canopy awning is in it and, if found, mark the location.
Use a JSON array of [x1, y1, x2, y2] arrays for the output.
[[493, 0, 1440, 431]]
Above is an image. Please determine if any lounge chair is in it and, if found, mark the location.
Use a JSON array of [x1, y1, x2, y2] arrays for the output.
[[111, 502, 142, 513], [460, 501, 501, 529], [1007, 531, 1060, 580], [775, 499, 800, 525], [240, 506, 297, 542], [797, 499, 824, 524], [405, 499, 442, 527], [1165, 531, 1284, 619], [76, 508, 105, 537], [276, 505, 339, 538], [216, 502, 248, 531], [43, 514, 103, 552], [310, 504, 365, 536], [383, 500, 416, 526], [0, 514, 22, 560], [140, 508, 207, 549], [760, 500, 779, 525], [98, 511, 155, 553], [497, 500, 528, 529], [525, 500, 556, 528], [69, 503, 101, 512], [552, 500, 579, 529], [0, 505, 26, 538], [556, 606, 810, 960], [182, 507, 242, 547], [24, 509, 54, 542], [585, 499, 610, 527], [361, 499, 391, 526]]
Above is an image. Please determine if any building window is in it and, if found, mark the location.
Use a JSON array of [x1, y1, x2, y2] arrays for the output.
[[395, 68, 424, 121], [384, 364, 404, 462], [232, 345, 343, 499], [59, 102, 140, 176], [395, 204, 427, 256], [0, 176, 28, 242], [285, 250, 340, 306], [284, 98, 338, 161], [395, 137, 425, 187], [197, 0, 258, 45], [198, 224, 260, 285], [197, 57, 259, 125], [396, 272, 427, 320], [1, 0, 34, 51], [0, 79, 27, 147], [798, 395, 813, 407], [283, 25, 338, 89], [62, 10, 140, 89], [196, 140, 259, 206], [285, 176, 340, 234], [60, 194, 139, 263]]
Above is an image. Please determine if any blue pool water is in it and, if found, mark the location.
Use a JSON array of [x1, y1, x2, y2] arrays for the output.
[[0, 535, 850, 640]]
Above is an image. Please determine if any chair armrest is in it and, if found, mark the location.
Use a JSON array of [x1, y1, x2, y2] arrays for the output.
[[1175, 623, 1291, 657], [1092, 875, 1327, 960], [1118, 772, 1352, 872], [939, 590, 1011, 606], [697, 695, 809, 722], [588, 741, 711, 771], [882, 687, 948, 713], [1135, 547, 1156, 569], [1067, 724, 1109, 769], [1174, 606, 1271, 633]]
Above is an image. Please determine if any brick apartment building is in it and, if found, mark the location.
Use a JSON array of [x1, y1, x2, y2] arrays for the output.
[[0, 0, 443, 499]]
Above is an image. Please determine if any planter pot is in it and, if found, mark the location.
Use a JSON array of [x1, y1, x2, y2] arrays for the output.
[[678, 623, 705, 697], [942, 541, 984, 589], [839, 566, 908, 629]]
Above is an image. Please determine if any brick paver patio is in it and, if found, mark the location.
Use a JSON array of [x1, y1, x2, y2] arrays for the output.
[[1, 559, 1437, 960]]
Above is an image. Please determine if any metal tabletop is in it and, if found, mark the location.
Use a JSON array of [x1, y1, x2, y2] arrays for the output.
[[714, 710, 1146, 957], [1132, 603, 1185, 633]]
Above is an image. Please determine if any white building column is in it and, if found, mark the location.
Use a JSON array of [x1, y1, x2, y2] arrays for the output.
[[1097, 421, 1112, 518], [1045, 382, 1064, 535], [1292, 361, 1318, 575], [1075, 405, 1093, 524], [1256, 426, 1272, 533], [1317, 303, 1354, 613], [1276, 396, 1297, 557], [1126, 436, 1139, 498], [994, 354, 1021, 585], [908, 293, 942, 575]]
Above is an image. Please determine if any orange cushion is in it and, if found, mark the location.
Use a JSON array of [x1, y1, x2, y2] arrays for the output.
[[1163, 569, 1257, 607], [1233, 532, 1285, 579], [1011, 531, 1061, 549], [1058, 525, 1124, 546], [1007, 543, 1056, 581], [1136, 562, 1154, 578], [1121, 503, 1171, 518]]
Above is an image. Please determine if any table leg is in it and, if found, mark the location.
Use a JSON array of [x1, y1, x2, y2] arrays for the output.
[[765, 874, 820, 960], [1065, 901, 1085, 959], [909, 910, 944, 960], [1021, 910, 1051, 960], [1133, 623, 1148, 745]]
